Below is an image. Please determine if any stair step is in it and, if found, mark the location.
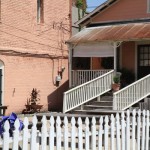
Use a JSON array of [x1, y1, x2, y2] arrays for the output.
[[90, 101, 113, 106], [100, 96, 113, 101], [74, 109, 123, 115], [84, 105, 113, 110]]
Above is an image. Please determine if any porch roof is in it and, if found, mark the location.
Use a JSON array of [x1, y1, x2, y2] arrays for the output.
[[67, 22, 150, 44]]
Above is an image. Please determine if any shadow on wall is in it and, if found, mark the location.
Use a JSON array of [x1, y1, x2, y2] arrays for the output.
[[47, 80, 69, 112]]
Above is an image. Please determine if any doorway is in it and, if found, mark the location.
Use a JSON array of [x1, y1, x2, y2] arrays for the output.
[[137, 45, 150, 79]]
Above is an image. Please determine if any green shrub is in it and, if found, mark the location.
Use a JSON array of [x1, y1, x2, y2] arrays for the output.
[[113, 76, 120, 84]]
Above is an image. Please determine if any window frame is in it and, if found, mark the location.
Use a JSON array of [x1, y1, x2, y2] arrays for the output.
[[37, 0, 44, 23]]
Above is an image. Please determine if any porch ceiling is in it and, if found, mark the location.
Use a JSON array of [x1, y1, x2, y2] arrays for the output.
[[67, 22, 150, 44]]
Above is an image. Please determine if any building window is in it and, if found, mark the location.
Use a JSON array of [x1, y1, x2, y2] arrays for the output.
[[0, 60, 4, 105], [37, 0, 44, 23], [147, 0, 150, 13]]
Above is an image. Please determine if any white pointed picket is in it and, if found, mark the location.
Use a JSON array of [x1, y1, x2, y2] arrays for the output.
[[13, 119, 20, 150], [126, 110, 130, 150], [141, 110, 146, 150], [121, 112, 125, 150], [85, 117, 90, 150], [22, 117, 29, 150], [110, 115, 114, 150], [104, 116, 109, 150], [98, 117, 103, 150], [78, 117, 83, 150], [41, 115, 47, 150], [137, 109, 141, 150], [71, 117, 76, 150], [56, 116, 61, 150], [49, 116, 55, 150], [91, 117, 96, 150], [64, 116, 68, 150], [30, 115, 38, 150], [146, 110, 149, 150], [116, 113, 120, 150], [3, 120, 10, 150], [132, 109, 136, 150], [1, 109, 150, 150]]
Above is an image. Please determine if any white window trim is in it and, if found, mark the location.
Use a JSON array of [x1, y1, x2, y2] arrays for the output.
[[37, 0, 44, 23], [0, 61, 4, 105]]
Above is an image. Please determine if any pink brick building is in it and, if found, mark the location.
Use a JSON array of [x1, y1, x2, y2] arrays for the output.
[[0, 0, 72, 114]]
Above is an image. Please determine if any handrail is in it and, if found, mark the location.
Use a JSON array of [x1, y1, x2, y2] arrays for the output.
[[113, 74, 150, 110], [63, 70, 114, 113], [71, 69, 111, 87]]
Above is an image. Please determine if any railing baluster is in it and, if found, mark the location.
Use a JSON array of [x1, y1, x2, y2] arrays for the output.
[[113, 74, 150, 110], [63, 70, 114, 113]]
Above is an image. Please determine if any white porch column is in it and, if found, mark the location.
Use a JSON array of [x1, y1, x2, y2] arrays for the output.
[[68, 44, 73, 88], [113, 42, 117, 71]]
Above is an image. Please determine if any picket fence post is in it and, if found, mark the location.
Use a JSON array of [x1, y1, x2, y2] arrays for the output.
[[85, 117, 90, 150], [64, 116, 68, 150], [98, 117, 103, 150], [30, 115, 38, 150], [104, 116, 109, 150], [13, 119, 20, 150], [141, 110, 146, 150], [71, 117, 76, 150], [41, 115, 47, 150], [110, 114, 114, 150], [121, 111, 125, 150], [49, 116, 55, 150], [132, 109, 136, 150], [91, 117, 96, 150], [23, 117, 29, 150], [116, 113, 121, 150], [137, 109, 141, 150], [56, 116, 61, 150], [78, 117, 83, 150], [146, 110, 149, 150], [126, 110, 130, 150], [3, 120, 10, 150]]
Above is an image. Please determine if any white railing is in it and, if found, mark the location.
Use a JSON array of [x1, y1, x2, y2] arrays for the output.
[[63, 70, 114, 113], [113, 74, 150, 110], [71, 69, 111, 87], [1, 109, 150, 150]]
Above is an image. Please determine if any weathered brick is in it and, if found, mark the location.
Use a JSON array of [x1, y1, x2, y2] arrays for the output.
[[0, 0, 71, 114]]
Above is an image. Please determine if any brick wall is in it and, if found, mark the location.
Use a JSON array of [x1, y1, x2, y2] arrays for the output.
[[0, 0, 71, 114]]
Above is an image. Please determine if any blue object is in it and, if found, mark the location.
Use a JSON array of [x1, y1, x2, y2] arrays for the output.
[[0, 112, 24, 136]]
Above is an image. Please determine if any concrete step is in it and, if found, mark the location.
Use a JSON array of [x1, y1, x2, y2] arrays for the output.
[[74, 109, 123, 115], [90, 101, 113, 106], [84, 105, 113, 110], [100, 96, 113, 101]]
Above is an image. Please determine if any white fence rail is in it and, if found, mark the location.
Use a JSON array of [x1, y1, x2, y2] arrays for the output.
[[71, 69, 111, 87], [1, 109, 150, 150], [63, 70, 114, 113], [113, 74, 150, 110]]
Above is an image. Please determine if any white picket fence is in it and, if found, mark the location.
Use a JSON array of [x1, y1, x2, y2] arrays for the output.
[[0, 109, 150, 150]]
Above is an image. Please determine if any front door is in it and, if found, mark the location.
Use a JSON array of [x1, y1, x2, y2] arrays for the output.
[[138, 45, 150, 79]]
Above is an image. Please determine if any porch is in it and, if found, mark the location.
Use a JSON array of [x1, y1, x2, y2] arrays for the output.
[[64, 22, 150, 113]]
